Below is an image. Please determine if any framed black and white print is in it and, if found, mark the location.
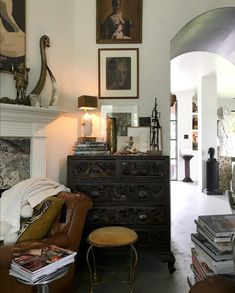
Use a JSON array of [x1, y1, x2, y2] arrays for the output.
[[98, 48, 139, 99]]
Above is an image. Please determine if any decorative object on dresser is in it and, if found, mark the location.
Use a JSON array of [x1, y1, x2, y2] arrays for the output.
[[78, 95, 98, 138], [100, 105, 138, 153], [67, 154, 175, 273], [127, 126, 150, 153], [148, 98, 162, 155], [106, 117, 117, 154]]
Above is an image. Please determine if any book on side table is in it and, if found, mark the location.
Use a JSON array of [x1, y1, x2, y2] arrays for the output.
[[9, 245, 76, 283]]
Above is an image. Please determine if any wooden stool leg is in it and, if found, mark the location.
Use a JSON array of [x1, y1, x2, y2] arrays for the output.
[[129, 244, 138, 293], [86, 245, 98, 293]]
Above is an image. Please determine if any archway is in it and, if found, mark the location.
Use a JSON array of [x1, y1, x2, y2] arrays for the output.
[[170, 7, 235, 189]]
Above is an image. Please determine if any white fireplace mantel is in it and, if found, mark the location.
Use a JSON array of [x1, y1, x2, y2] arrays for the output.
[[0, 103, 65, 177]]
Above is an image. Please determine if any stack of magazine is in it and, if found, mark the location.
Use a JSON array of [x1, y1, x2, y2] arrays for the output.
[[9, 245, 76, 283], [73, 140, 109, 155], [190, 214, 235, 283]]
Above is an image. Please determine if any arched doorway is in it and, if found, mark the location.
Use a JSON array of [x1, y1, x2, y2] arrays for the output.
[[170, 7, 235, 189]]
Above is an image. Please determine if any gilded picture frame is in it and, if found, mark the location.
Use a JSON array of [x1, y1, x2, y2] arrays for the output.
[[96, 0, 142, 44], [0, 0, 26, 73], [98, 48, 139, 99]]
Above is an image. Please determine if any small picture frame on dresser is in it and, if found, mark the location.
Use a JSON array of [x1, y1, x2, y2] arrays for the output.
[[127, 126, 150, 153], [100, 105, 138, 140]]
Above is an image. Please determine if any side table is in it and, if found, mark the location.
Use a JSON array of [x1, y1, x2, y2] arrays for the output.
[[86, 226, 138, 293], [16, 265, 69, 293], [181, 154, 194, 182]]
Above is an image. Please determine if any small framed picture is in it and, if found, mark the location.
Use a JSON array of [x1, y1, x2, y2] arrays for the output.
[[127, 126, 151, 153], [96, 0, 142, 44], [98, 48, 139, 99], [100, 105, 138, 139]]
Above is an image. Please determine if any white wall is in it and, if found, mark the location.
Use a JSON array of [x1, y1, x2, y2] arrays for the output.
[[176, 89, 198, 181], [198, 74, 218, 189], [1, 0, 235, 184]]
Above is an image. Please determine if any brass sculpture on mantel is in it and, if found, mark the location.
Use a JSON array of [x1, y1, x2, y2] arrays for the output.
[[0, 62, 31, 105], [29, 35, 58, 107], [0, 35, 58, 107]]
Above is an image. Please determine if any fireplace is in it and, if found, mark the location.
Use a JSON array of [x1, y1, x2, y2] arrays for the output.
[[0, 103, 63, 188]]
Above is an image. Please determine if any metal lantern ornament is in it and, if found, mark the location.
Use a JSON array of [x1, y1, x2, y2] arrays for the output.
[[149, 98, 162, 154]]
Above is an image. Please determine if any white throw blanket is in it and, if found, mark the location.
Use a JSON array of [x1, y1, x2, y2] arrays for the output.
[[0, 178, 70, 236]]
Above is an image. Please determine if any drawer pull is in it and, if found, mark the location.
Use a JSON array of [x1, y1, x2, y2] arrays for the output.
[[138, 191, 148, 199], [138, 214, 147, 221], [90, 191, 99, 199]]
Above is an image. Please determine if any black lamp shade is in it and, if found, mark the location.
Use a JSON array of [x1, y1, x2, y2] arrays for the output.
[[78, 95, 97, 110]]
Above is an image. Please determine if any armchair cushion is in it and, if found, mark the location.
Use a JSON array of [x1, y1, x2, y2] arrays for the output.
[[18, 196, 65, 242]]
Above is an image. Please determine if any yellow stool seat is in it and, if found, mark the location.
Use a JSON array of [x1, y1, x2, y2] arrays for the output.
[[87, 226, 138, 247], [86, 226, 138, 293]]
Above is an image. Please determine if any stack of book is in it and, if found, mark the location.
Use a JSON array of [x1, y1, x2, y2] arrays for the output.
[[190, 214, 235, 283], [73, 140, 109, 155], [9, 245, 76, 283]]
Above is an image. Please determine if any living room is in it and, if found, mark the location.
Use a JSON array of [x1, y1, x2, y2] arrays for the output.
[[1, 1, 235, 293]]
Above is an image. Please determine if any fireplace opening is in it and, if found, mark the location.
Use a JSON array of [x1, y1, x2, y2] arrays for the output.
[[0, 137, 30, 189]]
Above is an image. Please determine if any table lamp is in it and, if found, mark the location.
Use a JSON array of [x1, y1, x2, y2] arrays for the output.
[[78, 95, 98, 137]]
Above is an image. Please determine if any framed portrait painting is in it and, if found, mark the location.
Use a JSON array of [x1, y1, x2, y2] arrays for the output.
[[96, 0, 142, 44], [0, 0, 26, 73], [98, 48, 139, 99]]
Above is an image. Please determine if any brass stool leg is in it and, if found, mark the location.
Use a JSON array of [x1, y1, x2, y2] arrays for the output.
[[129, 244, 138, 293], [86, 245, 98, 293]]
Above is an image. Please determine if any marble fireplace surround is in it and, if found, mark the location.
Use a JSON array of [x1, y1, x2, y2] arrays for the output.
[[0, 104, 64, 178]]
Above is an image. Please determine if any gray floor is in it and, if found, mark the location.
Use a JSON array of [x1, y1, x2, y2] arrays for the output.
[[73, 181, 231, 293]]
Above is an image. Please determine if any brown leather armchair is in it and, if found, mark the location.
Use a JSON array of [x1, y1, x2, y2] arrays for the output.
[[0, 191, 93, 293], [189, 276, 235, 293]]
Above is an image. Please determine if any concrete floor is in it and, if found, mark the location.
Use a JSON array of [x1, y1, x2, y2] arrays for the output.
[[73, 181, 231, 293]]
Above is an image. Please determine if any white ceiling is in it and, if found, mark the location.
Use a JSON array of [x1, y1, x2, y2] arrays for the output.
[[171, 51, 235, 99]]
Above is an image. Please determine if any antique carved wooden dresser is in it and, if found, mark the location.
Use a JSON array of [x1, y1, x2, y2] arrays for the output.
[[67, 154, 175, 272]]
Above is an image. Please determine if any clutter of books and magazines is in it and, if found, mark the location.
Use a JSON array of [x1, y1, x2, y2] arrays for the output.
[[9, 245, 76, 283], [188, 214, 235, 286]]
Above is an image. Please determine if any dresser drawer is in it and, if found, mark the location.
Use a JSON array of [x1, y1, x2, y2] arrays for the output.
[[72, 183, 168, 204], [68, 158, 117, 181], [87, 206, 168, 225], [120, 159, 168, 181]]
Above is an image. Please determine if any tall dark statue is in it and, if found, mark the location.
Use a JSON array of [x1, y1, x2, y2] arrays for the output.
[[204, 147, 222, 195], [150, 97, 162, 153]]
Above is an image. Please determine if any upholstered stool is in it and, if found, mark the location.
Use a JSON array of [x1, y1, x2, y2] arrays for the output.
[[86, 226, 138, 293]]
